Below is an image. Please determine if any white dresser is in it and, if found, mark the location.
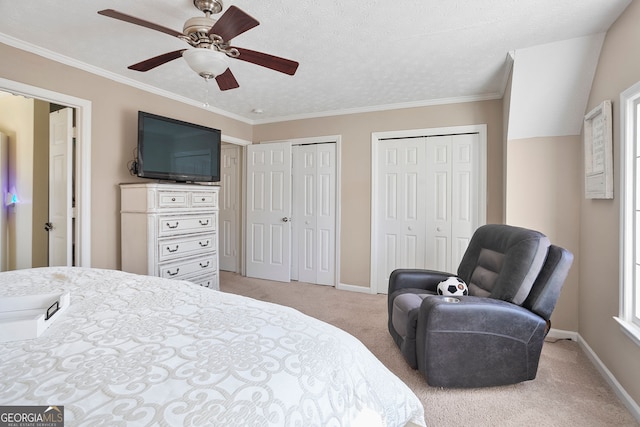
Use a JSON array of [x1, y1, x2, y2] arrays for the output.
[[120, 183, 220, 290]]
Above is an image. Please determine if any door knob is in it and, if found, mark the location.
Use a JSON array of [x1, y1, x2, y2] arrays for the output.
[[282, 217, 290, 222], [44, 222, 53, 231]]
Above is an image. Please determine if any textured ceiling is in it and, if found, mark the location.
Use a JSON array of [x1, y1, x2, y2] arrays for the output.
[[0, 0, 631, 123]]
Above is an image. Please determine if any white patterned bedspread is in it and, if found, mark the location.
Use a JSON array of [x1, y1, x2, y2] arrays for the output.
[[0, 267, 425, 427]]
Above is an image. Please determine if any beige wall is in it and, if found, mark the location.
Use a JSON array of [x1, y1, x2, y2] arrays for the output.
[[505, 136, 581, 331], [579, 0, 640, 406], [254, 100, 504, 287], [0, 42, 252, 270]]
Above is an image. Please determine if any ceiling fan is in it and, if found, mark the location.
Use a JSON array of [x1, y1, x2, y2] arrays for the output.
[[98, 0, 299, 91]]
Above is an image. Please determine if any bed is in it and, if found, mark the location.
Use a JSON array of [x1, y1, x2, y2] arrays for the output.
[[0, 267, 425, 426]]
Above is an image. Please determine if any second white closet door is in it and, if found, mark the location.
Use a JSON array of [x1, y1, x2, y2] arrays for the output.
[[425, 134, 478, 273], [292, 144, 336, 286]]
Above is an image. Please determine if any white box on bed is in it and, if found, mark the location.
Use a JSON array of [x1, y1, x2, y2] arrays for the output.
[[0, 292, 70, 342]]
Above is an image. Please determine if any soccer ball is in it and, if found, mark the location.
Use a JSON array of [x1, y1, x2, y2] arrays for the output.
[[436, 277, 468, 296]]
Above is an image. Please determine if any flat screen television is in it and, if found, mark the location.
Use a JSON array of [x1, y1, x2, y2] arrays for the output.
[[136, 111, 221, 182]]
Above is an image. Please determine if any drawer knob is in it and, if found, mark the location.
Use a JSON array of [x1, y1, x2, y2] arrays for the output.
[[167, 222, 179, 229], [201, 197, 206, 201], [168, 268, 180, 277], [199, 219, 210, 226], [199, 241, 210, 247], [167, 245, 179, 253], [199, 261, 210, 268], [172, 197, 176, 202]]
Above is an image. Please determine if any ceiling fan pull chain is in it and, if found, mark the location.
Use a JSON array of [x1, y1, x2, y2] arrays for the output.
[[203, 76, 210, 108]]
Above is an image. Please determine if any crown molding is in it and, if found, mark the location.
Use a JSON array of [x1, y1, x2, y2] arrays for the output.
[[221, 134, 251, 146], [251, 92, 503, 125]]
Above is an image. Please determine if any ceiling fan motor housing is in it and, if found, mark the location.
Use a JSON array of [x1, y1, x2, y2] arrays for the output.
[[183, 16, 216, 37]]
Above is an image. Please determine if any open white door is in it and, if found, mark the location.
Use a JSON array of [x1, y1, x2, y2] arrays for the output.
[[48, 108, 73, 266], [245, 142, 292, 282]]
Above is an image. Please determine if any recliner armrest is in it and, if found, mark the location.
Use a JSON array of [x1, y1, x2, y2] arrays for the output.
[[415, 296, 548, 387], [388, 269, 452, 294], [419, 296, 544, 338]]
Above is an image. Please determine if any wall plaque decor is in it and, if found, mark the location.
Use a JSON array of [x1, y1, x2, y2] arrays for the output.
[[584, 100, 613, 199]]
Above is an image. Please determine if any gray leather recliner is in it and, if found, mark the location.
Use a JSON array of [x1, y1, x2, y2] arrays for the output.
[[387, 224, 573, 388]]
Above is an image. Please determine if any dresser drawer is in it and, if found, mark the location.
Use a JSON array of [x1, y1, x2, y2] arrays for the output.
[[159, 213, 217, 236], [159, 254, 217, 280], [191, 191, 218, 208], [157, 191, 189, 208], [158, 233, 217, 262], [187, 272, 219, 290]]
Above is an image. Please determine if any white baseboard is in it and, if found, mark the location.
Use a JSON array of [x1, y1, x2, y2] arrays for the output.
[[337, 282, 376, 294], [577, 334, 640, 423]]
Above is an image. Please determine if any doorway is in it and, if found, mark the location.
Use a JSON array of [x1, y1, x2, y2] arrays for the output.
[[371, 125, 487, 293], [0, 77, 91, 270]]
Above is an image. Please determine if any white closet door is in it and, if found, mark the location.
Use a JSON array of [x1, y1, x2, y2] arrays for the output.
[[292, 144, 336, 286], [219, 144, 240, 272], [450, 134, 479, 270], [376, 137, 428, 289], [245, 143, 292, 282], [374, 132, 481, 293], [425, 134, 478, 273], [425, 136, 451, 271]]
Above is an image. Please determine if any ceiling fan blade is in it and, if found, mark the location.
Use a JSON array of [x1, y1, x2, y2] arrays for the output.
[[209, 6, 259, 42], [232, 47, 299, 75], [215, 68, 240, 91], [98, 9, 183, 38], [128, 49, 186, 72]]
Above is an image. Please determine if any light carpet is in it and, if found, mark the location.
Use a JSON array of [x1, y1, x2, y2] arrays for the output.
[[219, 271, 638, 427]]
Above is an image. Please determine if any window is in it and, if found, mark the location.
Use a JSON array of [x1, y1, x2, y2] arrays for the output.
[[617, 80, 640, 346]]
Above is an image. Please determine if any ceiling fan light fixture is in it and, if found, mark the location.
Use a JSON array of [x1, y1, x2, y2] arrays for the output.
[[182, 48, 229, 79]]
